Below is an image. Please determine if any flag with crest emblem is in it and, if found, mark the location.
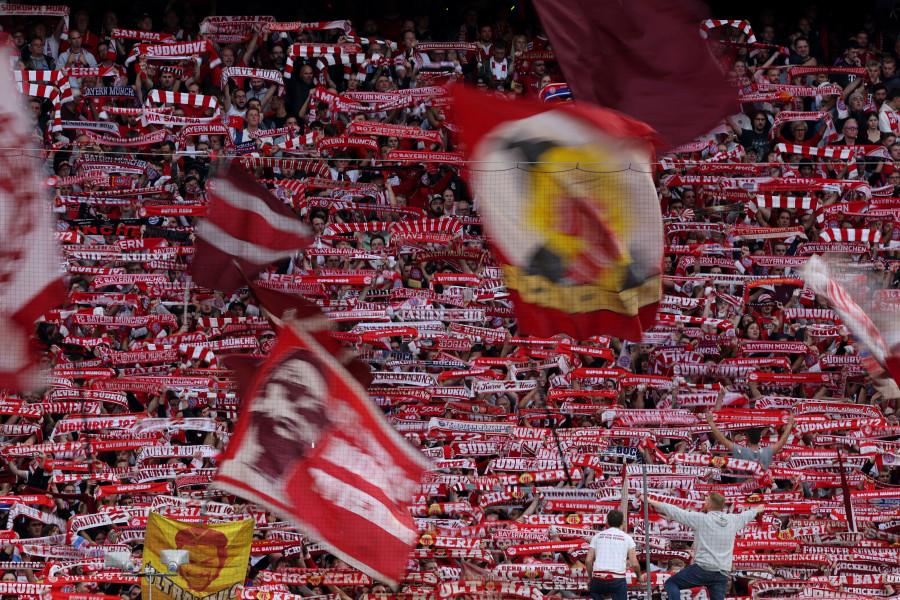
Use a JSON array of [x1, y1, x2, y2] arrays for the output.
[[453, 87, 663, 341]]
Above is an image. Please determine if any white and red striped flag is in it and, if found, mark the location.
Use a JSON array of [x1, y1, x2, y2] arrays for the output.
[[801, 256, 900, 388], [0, 54, 65, 389], [191, 163, 313, 292]]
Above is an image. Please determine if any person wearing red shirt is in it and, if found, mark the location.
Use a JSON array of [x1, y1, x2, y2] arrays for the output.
[[514, 60, 550, 96], [391, 167, 455, 210], [59, 10, 103, 61]]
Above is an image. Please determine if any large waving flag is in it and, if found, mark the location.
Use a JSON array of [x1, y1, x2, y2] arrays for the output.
[[191, 163, 312, 292], [142, 512, 253, 600], [532, 0, 734, 148], [213, 288, 430, 585], [454, 87, 663, 341], [0, 51, 65, 390]]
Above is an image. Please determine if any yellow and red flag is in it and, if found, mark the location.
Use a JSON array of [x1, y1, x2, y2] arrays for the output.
[[142, 512, 253, 600], [453, 87, 663, 341]]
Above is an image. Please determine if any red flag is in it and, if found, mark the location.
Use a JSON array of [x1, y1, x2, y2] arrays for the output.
[[212, 298, 429, 584], [453, 87, 663, 341], [191, 163, 312, 292], [0, 58, 65, 390], [532, 0, 734, 148]]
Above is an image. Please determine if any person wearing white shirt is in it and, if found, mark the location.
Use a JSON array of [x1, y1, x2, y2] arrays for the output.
[[879, 89, 900, 134], [56, 30, 97, 89], [585, 477, 642, 600]]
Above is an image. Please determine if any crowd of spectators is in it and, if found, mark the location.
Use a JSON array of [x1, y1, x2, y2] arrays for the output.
[[3, 2, 900, 600]]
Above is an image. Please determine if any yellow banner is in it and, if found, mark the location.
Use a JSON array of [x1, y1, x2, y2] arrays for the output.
[[142, 513, 253, 600]]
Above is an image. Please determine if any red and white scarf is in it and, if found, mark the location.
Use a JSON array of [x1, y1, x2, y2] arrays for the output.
[[489, 57, 508, 80], [16, 82, 62, 131], [345, 120, 443, 147], [105, 28, 176, 61], [145, 89, 220, 112], [699, 19, 756, 43], [13, 70, 73, 102], [770, 111, 838, 144], [128, 41, 221, 68], [818, 228, 881, 244], [0, 4, 69, 38], [284, 43, 361, 78], [221, 67, 285, 92], [85, 130, 167, 147], [268, 20, 354, 34]]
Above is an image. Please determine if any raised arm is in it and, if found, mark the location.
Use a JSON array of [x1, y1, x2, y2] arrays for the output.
[[725, 114, 744, 138], [260, 84, 277, 113], [770, 414, 795, 454], [705, 411, 734, 451], [641, 495, 703, 528], [222, 83, 233, 112]]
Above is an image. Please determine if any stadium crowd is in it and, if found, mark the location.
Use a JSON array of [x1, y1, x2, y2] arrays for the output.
[[4, 2, 900, 600]]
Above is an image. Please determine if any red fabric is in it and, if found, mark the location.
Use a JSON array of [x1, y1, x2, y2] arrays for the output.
[[213, 316, 428, 584], [509, 290, 662, 344], [190, 163, 313, 292], [531, 0, 735, 148]]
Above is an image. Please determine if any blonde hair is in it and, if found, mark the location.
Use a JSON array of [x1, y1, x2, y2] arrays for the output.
[[708, 492, 726, 510]]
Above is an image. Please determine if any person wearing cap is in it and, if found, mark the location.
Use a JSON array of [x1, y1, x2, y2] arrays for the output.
[[750, 292, 784, 339], [427, 194, 444, 218], [136, 12, 154, 32], [227, 302, 246, 317]]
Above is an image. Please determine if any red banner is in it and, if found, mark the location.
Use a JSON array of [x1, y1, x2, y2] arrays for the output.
[[213, 313, 430, 585]]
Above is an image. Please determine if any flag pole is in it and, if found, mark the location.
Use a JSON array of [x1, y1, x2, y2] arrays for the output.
[[546, 407, 573, 487], [182, 275, 191, 324], [643, 462, 651, 599]]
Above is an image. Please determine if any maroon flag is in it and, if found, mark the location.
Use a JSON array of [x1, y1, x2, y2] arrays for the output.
[[0, 57, 65, 389], [213, 293, 429, 584], [532, 0, 734, 148], [191, 164, 312, 292], [453, 87, 663, 341]]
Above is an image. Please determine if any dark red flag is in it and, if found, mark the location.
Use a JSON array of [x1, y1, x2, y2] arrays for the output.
[[190, 163, 312, 292], [0, 62, 65, 390], [213, 289, 429, 584], [453, 87, 663, 341], [532, 0, 735, 148]]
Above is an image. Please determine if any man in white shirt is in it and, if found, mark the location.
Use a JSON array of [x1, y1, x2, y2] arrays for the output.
[[585, 502, 642, 600], [56, 30, 97, 89]]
